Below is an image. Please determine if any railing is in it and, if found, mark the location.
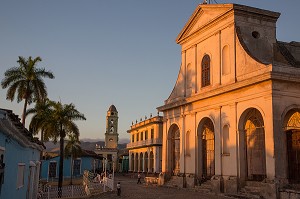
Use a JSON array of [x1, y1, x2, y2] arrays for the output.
[[127, 138, 162, 148], [39, 171, 115, 198], [39, 185, 87, 199], [103, 177, 114, 190]]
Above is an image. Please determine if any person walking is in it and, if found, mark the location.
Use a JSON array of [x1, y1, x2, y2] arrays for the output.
[[137, 173, 142, 184], [117, 182, 121, 196]]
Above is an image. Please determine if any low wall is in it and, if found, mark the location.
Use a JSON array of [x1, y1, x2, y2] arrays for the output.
[[145, 177, 158, 185], [279, 189, 300, 199]]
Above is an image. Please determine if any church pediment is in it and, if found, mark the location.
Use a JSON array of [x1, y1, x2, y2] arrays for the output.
[[176, 4, 233, 44]]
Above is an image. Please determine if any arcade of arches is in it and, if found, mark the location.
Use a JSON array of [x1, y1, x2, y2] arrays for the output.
[[130, 151, 156, 173], [161, 107, 300, 189]]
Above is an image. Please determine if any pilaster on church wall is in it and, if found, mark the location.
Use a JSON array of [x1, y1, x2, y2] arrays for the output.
[[184, 112, 196, 174], [162, 116, 168, 173], [212, 107, 221, 176], [263, 95, 275, 179], [179, 114, 185, 175], [184, 46, 196, 96]]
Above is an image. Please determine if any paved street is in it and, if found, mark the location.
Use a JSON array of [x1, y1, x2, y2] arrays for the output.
[[90, 174, 233, 199]]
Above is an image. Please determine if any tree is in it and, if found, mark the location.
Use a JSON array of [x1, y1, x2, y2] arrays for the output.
[[1, 56, 54, 126], [25, 98, 54, 142], [43, 101, 86, 197], [65, 134, 82, 185]]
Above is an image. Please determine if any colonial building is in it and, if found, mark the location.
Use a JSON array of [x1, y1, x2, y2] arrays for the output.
[[95, 105, 119, 171], [41, 150, 102, 181], [157, 3, 300, 198], [127, 114, 163, 173], [0, 109, 44, 199]]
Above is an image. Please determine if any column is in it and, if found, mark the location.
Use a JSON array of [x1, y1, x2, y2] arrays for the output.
[[162, 118, 168, 173], [129, 152, 132, 171], [147, 148, 151, 173], [181, 114, 186, 175], [142, 152, 146, 172]]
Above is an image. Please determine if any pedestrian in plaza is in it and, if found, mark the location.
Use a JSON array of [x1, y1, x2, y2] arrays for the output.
[[137, 173, 142, 184], [117, 182, 121, 196]]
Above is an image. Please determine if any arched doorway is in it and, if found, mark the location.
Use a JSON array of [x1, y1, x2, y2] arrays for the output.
[[284, 111, 300, 183], [201, 118, 215, 179], [240, 108, 266, 181], [167, 124, 180, 175]]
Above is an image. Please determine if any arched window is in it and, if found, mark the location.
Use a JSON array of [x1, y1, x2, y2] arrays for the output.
[[222, 45, 230, 75], [201, 54, 210, 87]]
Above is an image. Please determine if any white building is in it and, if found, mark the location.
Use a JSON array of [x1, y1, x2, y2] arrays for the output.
[[157, 3, 300, 198]]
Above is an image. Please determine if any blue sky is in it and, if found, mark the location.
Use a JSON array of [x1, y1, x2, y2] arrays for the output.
[[1, 0, 299, 142]]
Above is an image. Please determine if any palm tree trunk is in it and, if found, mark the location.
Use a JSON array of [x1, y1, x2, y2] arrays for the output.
[[58, 133, 64, 198], [22, 97, 28, 126], [41, 130, 44, 143], [70, 155, 73, 185], [40, 130, 44, 160]]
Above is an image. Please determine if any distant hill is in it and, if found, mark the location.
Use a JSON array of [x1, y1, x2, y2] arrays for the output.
[[81, 138, 130, 144], [44, 140, 127, 152]]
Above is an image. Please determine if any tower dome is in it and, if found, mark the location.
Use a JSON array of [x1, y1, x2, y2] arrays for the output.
[[108, 104, 117, 112]]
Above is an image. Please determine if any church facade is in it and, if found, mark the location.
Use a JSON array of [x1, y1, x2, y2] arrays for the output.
[[157, 3, 300, 198]]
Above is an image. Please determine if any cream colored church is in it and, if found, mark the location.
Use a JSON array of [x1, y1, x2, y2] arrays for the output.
[[157, 3, 300, 198]]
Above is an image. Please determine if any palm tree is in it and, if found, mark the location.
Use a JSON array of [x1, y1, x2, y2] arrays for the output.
[[25, 98, 54, 142], [43, 101, 86, 197], [1, 56, 54, 126], [65, 134, 82, 185]]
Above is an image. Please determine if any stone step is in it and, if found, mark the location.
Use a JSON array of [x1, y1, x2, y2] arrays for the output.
[[245, 181, 265, 187], [225, 193, 262, 199], [240, 187, 263, 199], [197, 184, 211, 189], [194, 186, 211, 193]]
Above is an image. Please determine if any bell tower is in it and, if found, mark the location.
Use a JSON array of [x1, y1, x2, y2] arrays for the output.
[[105, 105, 119, 148]]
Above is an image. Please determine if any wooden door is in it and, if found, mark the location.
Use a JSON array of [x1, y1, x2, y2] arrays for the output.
[[287, 130, 300, 183]]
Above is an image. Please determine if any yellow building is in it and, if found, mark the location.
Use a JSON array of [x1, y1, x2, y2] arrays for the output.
[[127, 115, 163, 173]]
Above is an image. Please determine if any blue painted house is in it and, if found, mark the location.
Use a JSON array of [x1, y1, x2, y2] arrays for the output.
[[0, 109, 44, 199], [41, 150, 102, 181]]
